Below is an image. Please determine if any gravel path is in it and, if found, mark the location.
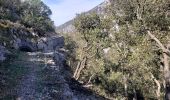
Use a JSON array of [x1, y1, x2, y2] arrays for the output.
[[12, 52, 106, 100], [15, 52, 48, 100]]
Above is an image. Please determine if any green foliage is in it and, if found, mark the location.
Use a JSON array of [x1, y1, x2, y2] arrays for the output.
[[74, 13, 101, 43], [0, 0, 55, 36], [64, 0, 170, 99], [74, 13, 101, 32], [20, 0, 54, 35]]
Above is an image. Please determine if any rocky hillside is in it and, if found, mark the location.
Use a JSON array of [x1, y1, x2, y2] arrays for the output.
[[0, 0, 108, 99], [0, 0, 55, 62], [2, 0, 169, 99], [55, 0, 110, 34], [57, 0, 170, 99]]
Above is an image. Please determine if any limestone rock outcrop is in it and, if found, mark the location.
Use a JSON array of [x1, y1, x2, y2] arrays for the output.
[[37, 36, 64, 52], [12, 39, 37, 52]]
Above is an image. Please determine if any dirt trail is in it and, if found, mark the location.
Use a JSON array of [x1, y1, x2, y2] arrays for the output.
[[15, 52, 52, 100], [7, 51, 106, 100]]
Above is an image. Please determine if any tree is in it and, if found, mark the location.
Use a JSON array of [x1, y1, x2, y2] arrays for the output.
[[0, 0, 55, 36], [64, 0, 170, 99], [111, 0, 170, 99], [20, 0, 54, 35]]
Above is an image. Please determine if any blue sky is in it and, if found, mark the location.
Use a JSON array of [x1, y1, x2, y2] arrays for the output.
[[42, 0, 104, 26]]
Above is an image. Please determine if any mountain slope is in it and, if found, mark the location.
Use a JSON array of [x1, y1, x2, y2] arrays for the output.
[[0, 0, 109, 99], [56, 0, 110, 34]]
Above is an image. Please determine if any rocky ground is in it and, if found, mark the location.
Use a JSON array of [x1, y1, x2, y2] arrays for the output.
[[0, 50, 106, 100], [0, 33, 107, 100], [15, 52, 50, 100]]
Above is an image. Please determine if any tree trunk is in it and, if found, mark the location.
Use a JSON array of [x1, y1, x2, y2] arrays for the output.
[[73, 62, 81, 78], [147, 31, 170, 100], [123, 75, 128, 98], [163, 52, 170, 100], [133, 89, 137, 100], [73, 57, 87, 80], [75, 57, 87, 80], [151, 74, 161, 100]]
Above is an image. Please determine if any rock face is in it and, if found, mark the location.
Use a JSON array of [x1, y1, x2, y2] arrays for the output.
[[37, 36, 64, 52], [12, 35, 64, 53], [13, 39, 37, 52], [0, 45, 10, 62]]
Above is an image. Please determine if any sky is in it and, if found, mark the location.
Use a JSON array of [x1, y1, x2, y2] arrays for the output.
[[42, 0, 104, 26]]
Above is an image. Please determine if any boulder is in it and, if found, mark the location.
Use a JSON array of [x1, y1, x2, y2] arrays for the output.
[[37, 36, 64, 52], [54, 52, 65, 66]]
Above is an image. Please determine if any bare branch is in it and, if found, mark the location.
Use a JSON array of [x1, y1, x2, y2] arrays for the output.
[[147, 31, 170, 53], [73, 62, 81, 78], [75, 57, 87, 80], [151, 74, 161, 99], [83, 84, 93, 88], [86, 74, 95, 85]]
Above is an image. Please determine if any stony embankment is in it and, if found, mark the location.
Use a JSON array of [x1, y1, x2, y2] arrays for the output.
[[0, 30, 106, 100]]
